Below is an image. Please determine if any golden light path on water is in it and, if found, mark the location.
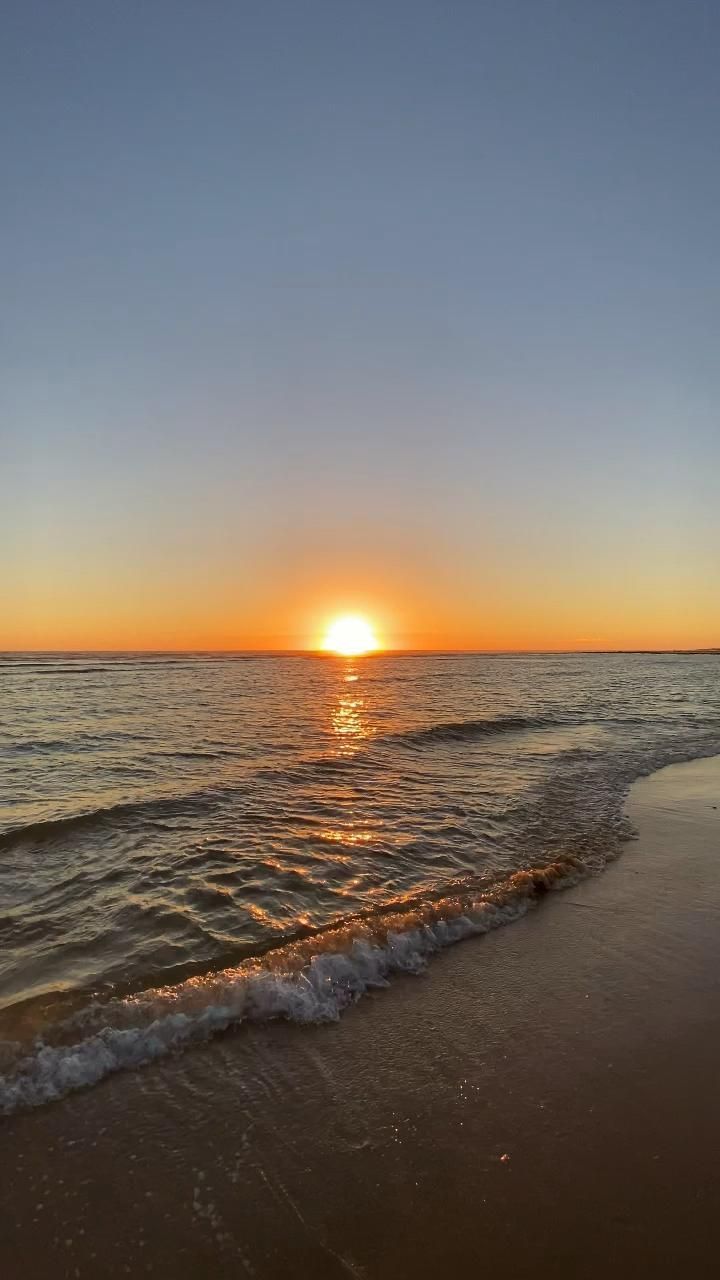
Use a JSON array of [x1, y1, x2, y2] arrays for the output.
[[323, 657, 377, 852]]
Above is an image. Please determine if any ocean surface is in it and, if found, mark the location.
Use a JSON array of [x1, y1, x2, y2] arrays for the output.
[[1, 651, 719, 1114]]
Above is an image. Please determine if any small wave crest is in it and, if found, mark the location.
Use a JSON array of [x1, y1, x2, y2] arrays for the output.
[[390, 714, 570, 747], [0, 788, 226, 852]]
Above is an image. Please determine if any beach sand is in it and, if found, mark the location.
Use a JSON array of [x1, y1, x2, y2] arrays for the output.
[[2, 754, 719, 1278]]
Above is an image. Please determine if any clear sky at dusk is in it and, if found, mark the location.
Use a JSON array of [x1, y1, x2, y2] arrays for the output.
[[3, 0, 719, 650]]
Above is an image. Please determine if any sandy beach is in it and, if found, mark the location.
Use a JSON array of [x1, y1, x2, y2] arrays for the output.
[[2, 753, 719, 1279]]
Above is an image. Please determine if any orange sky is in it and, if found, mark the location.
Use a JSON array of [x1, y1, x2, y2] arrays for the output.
[[5, 522, 719, 651]]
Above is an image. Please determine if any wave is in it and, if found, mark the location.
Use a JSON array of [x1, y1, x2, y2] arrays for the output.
[[0, 655, 259, 672], [5, 738, 71, 754], [0, 853, 589, 1115], [389, 713, 571, 747], [1, 728, 160, 755], [0, 719, 561, 849], [0, 707, 653, 853], [0, 788, 224, 852], [0, 670, 116, 680], [4, 732, 720, 1114]]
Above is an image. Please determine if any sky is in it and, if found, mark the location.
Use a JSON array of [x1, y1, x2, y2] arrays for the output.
[[2, 0, 719, 650]]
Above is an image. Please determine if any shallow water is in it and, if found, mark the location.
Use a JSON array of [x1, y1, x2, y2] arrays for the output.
[[1, 651, 719, 1110]]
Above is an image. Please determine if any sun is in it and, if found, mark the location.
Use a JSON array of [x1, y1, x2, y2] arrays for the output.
[[322, 614, 379, 656]]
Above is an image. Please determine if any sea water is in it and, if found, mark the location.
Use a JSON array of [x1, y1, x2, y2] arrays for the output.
[[1, 651, 719, 1111]]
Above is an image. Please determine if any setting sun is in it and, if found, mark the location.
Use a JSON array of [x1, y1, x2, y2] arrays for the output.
[[322, 614, 379, 656]]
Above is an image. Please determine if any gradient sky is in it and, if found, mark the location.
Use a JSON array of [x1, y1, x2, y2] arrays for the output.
[[2, 0, 719, 650]]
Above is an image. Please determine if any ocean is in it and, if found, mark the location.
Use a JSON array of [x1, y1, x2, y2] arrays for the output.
[[2, 650, 719, 1114]]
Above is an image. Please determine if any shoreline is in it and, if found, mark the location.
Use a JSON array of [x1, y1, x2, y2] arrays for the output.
[[2, 754, 719, 1278]]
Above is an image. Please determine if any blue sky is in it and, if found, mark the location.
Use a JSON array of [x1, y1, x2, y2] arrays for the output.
[[2, 0, 719, 647]]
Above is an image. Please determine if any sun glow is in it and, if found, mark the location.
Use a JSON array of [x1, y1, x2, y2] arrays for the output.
[[322, 614, 379, 656]]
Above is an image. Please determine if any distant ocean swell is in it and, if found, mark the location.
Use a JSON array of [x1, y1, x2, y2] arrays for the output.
[[388, 713, 571, 746], [0, 713, 571, 853], [0, 789, 227, 854], [0, 854, 587, 1115]]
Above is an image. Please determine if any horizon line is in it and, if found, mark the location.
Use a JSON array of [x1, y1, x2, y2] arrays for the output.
[[2, 647, 719, 657]]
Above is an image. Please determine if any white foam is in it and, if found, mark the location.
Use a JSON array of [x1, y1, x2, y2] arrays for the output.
[[0, 898, 535, 1115]]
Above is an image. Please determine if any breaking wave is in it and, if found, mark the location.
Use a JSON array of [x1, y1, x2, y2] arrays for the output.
[[0, 855, 586, 1115]]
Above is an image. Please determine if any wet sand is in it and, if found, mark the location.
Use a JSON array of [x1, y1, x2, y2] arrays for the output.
[[2, 754, 719, 1278]]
